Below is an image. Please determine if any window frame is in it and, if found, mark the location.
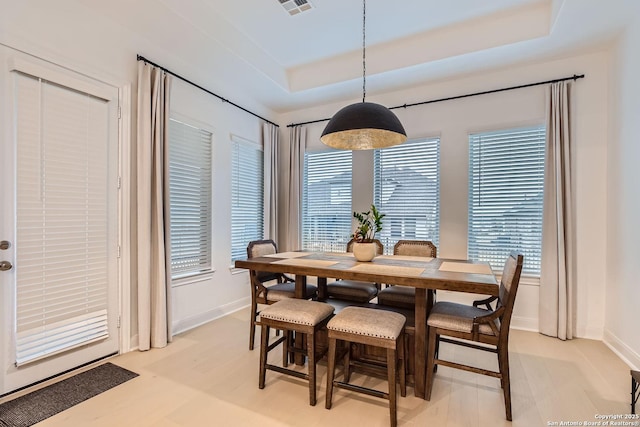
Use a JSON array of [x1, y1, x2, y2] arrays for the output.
[[301, 149, 353, 252], [373, 137, 441, 254], [168, 114, 215, 284], [467, 124, 546, 278], [230, 133, 264, 265]]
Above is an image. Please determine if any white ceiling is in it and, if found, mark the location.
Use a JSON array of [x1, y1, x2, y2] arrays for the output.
[[77, 0, 637, 114]]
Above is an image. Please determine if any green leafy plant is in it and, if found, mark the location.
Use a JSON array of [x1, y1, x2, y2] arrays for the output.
[[351, 204, 385, 243]]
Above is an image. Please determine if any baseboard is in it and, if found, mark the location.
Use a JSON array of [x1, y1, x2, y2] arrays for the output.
[[171, 297, 250, 336], [576, 324, 603, 341], [508, 317, 603, 341], [511, 315, 538, 332], [603, 328, 640, 370]]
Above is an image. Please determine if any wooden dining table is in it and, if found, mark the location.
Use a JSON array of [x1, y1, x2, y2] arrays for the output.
[[234, 251, 498, 399]]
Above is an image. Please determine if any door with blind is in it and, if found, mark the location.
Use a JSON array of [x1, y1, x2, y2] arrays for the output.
[[0, 49, 120, 394]]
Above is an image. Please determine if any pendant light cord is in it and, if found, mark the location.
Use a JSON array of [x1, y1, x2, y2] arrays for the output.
[[362, 0, 366, 103]]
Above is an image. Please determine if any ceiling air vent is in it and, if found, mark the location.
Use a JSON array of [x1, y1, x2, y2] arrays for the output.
[[278, 0, 313, 16]]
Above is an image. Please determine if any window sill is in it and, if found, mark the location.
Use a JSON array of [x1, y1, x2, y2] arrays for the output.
[[171, 270, 215, 288], [229, 265, 248, 275]]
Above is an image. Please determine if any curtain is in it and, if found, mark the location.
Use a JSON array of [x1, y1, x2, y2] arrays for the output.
[[136, 62, 173, 350], [539, 81, 576, 340], [282, 126, 306, 251], [263, 122, 279, 241]]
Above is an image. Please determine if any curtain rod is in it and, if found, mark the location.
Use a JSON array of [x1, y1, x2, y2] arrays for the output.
[[137, 55, 279, 128], [287, 74, 585, 128]]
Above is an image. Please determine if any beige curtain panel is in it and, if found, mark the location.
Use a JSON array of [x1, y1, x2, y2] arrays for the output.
[[282, 126, 306, 251], [136, 62, 173, 350], [263, 122, 279, 241], [540, 81, 576, 340]]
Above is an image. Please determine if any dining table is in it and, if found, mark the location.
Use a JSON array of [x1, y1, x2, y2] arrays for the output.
[[234, 250, 498, 399]]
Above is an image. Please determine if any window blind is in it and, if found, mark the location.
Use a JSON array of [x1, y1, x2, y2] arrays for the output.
[[15, 73, 112, 365], [231, 137, 264, 262], [168, 119, 213, 278], [302, 150, 352, 252], [468, 126, 545, 275], [374, 138, 440, 254]]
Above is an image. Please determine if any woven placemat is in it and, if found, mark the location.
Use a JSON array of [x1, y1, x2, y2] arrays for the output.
[[439, 261, 493, 275]]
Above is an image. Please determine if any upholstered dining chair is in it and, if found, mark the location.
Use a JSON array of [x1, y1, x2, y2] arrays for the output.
[[377, 240, 437, 310], [246, 239, 317, 350], [325, 238, 383, 303], [425, 252, 524, 421]]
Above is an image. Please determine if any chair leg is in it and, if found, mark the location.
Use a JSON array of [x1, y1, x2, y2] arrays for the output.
[[250, 300, 258, 350], [326, 337, 337, 410], [282, 329, 289, 367], [308, 331, 317, 406], [289, 331, 296, 364], [387, 347, 398, 427], [499, 345, 513, 421], [259, 324, 270, 389], [497, 346, 505, 389], [399, 334, 406, 398], [344, 343, 352, 383], [425, 327, 437, 401], [433, 333, 440, 373]]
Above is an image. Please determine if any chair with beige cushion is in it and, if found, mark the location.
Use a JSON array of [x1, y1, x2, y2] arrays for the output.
[[425, 252, 524, 421], [247, 239, 318, 350], [377, 240, 437, 310], [326, 306, 406, 427], [325, 238, 383, 303], [258, 298, 334, 406]]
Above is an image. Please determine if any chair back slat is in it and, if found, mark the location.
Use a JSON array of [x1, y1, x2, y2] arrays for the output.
[[247, 239, 282, 284], [393, 240, 437, 257], [497, 252, 524, 338], [247, 239, 277, 258]]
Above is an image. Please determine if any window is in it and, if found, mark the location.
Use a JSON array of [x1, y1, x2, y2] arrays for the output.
[[168, 118, 213, 279], [231, 136, 264, 262], [468, 125, 545, 275], [374, 138, 440, 253], [302, 150, 352, 252], [14, 72, 117, 365]]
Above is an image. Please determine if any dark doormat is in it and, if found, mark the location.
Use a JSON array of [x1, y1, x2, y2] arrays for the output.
[[0, 362, 138, 427]]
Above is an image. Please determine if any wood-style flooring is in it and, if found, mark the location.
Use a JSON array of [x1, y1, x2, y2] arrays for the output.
[[2, 308, 632, 426]]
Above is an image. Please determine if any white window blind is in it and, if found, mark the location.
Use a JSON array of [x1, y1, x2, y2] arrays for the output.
[[231, 137, 264, 262], [374, 138, 440, 254], [302, 150, 352, 252], [468, 126, 545, 275], [15, 73, 112, 366], [168, 118, 213, 279]]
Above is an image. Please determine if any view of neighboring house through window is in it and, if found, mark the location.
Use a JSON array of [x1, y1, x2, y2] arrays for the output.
[[374, 138, 440, 254], [168, 118, 213, 279], [231, 135, 264, 262], [302, 150, 353, 252], [468, 125, 545, 275]]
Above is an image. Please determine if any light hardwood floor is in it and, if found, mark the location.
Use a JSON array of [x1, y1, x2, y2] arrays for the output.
[[6, 308, 632, 426]]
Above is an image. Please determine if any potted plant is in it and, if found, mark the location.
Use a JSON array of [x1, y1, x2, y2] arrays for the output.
[[351, 204, 385, 261]]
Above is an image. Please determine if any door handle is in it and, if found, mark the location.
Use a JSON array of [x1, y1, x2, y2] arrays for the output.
[[0, 240, 10, 250], [0, 261, 12, 271]]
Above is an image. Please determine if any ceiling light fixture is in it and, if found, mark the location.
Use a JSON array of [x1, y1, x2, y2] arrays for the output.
[[320, 0, 407, 150]]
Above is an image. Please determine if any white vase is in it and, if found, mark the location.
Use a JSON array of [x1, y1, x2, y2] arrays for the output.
[[352, 242, 377, 262]]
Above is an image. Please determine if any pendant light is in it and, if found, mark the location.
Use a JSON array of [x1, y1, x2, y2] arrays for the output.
[[320, 0, 407, 150]]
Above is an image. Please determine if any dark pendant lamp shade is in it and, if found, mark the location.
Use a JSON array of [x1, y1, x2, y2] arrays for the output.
[[320, 102, 407, 150]]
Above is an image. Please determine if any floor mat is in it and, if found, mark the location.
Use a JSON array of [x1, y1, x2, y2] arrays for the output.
[[0, 362, 138, 427]]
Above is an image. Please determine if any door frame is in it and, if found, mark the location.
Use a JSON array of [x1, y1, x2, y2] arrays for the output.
[[0, 45, 132, 394]]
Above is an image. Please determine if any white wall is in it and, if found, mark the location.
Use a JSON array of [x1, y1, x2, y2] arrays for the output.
[[605, 15, 640, 369], [281, 51, 609, 338], [0, 0, 276, 347], [169, 79, 265, 335]]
